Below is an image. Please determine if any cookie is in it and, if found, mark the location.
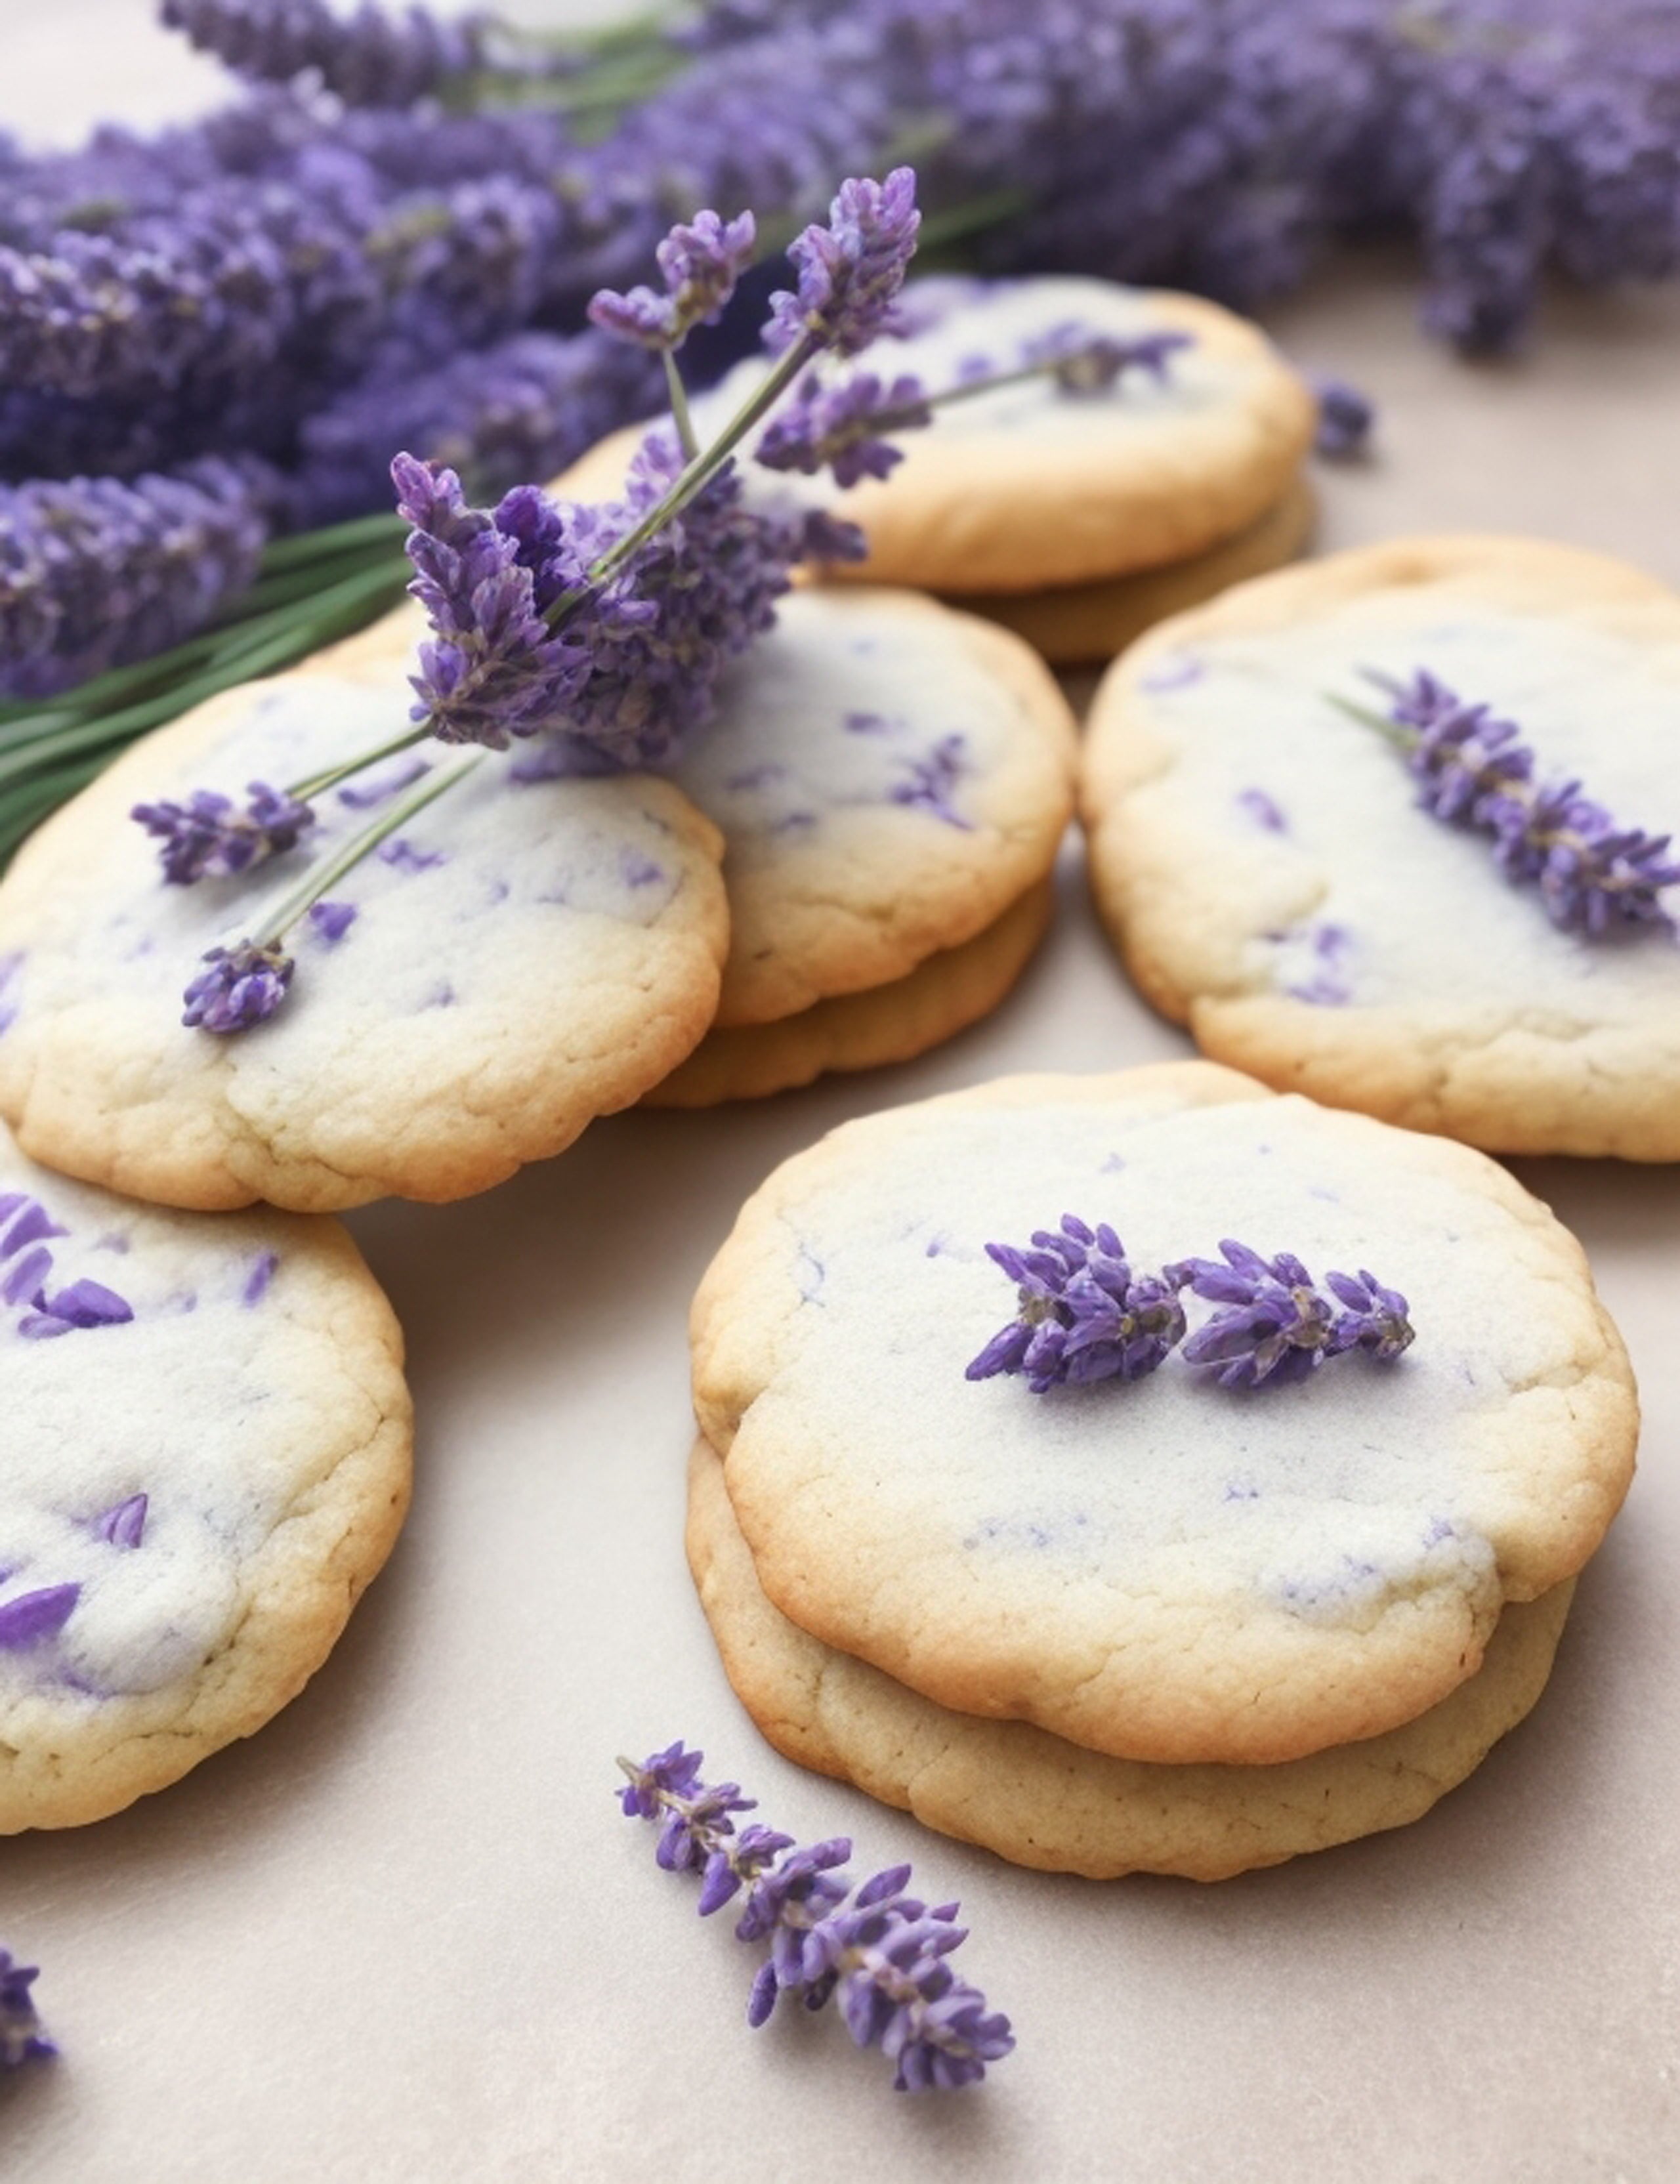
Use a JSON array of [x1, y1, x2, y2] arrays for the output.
[[0, 1122, 411, 1830], [690, 1061, 1635, 1767], [686, 1438, 1576, 1881], [644, 587, 1075, 1103], [648, 878, 1054, 1107], [1080, 535, 1680, 1160], [560, 275, 1317, 594], [0, 658, 729, 1211], [952, 474, 1316, 666]]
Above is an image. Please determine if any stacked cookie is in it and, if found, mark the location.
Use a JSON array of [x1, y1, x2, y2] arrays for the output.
[[564, 274, 1320, 665], [0, 1124, 411, 1830], [1082, 536, 1680, 1158], [686, 1062, 1635, 1880]]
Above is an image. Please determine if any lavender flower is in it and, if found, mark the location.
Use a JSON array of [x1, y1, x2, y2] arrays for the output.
[[619, 1742, 1012, 2093], [1374, 670, 1680, 934], [766, 167, 921, 356], [180, 940, 294, 1032], [589, 210, 758, 351], [2, 1191, 135, 1338], [131, 782, 315, 886], [1170, 1240, 1414, 1389], [0, 460, 268, 700], [755, 369, 932, 488], [288, 329, 663, 529], [1312, 375, 1375, 459], [1024, 324, 1194, 393], [1, 1948, 53, 2070], [967, 1215, 1188, 1393], [160, 0, 495, 108], [398, 432, 801, 768], [17, 1280, 135, 1339]]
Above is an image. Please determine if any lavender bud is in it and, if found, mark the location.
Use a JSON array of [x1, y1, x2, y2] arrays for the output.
[[1376, 670, 1680, 934], [766, 168, 920, 358], [755, 369, 931, 488], [1024, 324, 1194, 393], [589, 209, 757, 352], [1172, 1240, 1414, 1389], [1312, 375, 1375, 459], [132, 781, 315, 886], [968, 1215, 1188, 1393], [0, 1948, 53, 2070], [0, 1584, 80, 1650], [181, 940, 294, 1034]]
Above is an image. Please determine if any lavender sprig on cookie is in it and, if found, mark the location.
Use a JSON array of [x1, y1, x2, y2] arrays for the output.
[[967, 1216, 1412, 1393], [1332, 669, 1680, 934], [618, 1741, 1013, 2093]]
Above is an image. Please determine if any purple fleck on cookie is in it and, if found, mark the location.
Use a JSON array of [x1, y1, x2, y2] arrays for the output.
[[619, 847, 663, 889], [1141, 654, 1203, 693], [891, 735, 973, 830], [0, 952, 22, 1036], [337, 755, 430, 808], [1236, 788, 1288, 833], [0, 1584, 79, 1649], [242, 1251, 279, 1306], [93, 1494, 148, 1548], [1284, 921, 1355, 1005], [307, 900, 358, 944], [377, 837, 446, 876]]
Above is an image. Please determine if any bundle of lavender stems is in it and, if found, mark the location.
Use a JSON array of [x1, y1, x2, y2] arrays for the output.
[[1, 0, 1677, 855]]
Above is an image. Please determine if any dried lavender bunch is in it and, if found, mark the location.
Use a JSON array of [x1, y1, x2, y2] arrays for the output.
[[1341, 670, 1680, 935], [1169, 1242, 1414, 1389], [0, 1948, 53, 2070], [0, 459, 268, 700], [618, 1742, 1013, 2093], [966, 1215, 1188, 1393], [159, 0, 497, 108], [286, 329, 663, 530]]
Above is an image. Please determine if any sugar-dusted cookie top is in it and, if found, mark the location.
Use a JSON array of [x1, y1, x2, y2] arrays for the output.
[[0, 660, 728, 1211], [561, 276, 1316, 595], [690, 1062, 1635, 1768], [667, 587, 1076, 1026], [0, 1124, 410, 1830], [1082, 536, 1680, 1159]]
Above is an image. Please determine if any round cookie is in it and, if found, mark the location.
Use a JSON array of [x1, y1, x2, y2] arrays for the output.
[[686, 1439, 1576, 1883], [562, 275, 1317, 595], [952, 475, 1316, 667], [1080, 535, 1680, 1160], [641, 586, 1076, 1105], [0, 656, 729, 1211], [690, 1061, 1635, 1768], [0, 1122, 411, 1830], [648, 879, 1054, 1108]]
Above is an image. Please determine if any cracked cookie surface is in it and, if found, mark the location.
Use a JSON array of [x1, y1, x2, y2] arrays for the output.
[[0, 1122, 411, 1830], [687, 1438, 1576, 1881], [1081, 535, 1680, 1158], [690, 1061, 1634, 1767], [0, 656, 728, 1210]]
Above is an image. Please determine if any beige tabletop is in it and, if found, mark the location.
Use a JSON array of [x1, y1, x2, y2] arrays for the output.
[[3, 9, 1679, 2180]]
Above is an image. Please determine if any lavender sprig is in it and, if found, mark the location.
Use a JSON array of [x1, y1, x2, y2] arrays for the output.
[[0, 1948, 53, 2070], [131, 781, 315, 885], [969, 1219, 1412, 1394], [966, 1215, 1186, 1393], [1335, 671, 1680, 935], [618, 1742, 1013, 2093], [1169, 1242, 1414, 1389], [765, 168, 921, 357], [159, 0, 497, 108], [751, 322, 1194, 490]]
